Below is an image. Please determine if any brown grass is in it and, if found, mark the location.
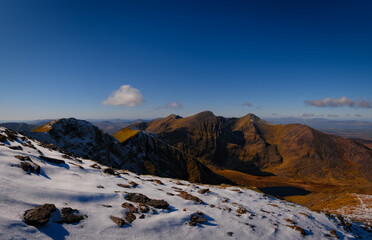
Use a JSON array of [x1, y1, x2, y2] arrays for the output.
[[113, 128, 140, 143]]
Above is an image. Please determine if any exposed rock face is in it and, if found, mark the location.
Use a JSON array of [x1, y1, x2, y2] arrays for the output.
[[26, 118, 227, 184], [23, 204, 56, 226], [129, 111, 372, 185]]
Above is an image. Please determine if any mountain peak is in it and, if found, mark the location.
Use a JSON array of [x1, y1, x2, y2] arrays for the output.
[[241, 113, 261, 122], [189, 111, 216, 120], [164, 114, 182, 120]]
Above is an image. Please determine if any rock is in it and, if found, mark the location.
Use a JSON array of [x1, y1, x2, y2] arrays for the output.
[[40, 143, 57, 150], [61, 154, 72, 159], [117, 183, 131, 188], [15, 155, 31, 161], [227, 232, 233, 236], [139, 203, 149, 213], [20, 162, 34, 173], [166, 192, 174, 196], [149, 179, 163, 185], [110, 216, 126, 227], [237, 207, 247, 214], [96, 185, 104, 188], [22, 142, 36, 149], [9, 146, 23, 151], [24, 204, 56, 226], [147, 199, 169, 209], [129, 181, 138, 188], [188, 221, 197, 226], [39, 156, 65, 164], [125, 193, 150, 203], [288, 225, 307, 236], [125, 193, 169, 209], [102, 204, 112, 208], [58, 207, 85, 224], [197, 188, 210, 194], [0, 134, 6, 143], [330, 229, 338, 239], [177, 191, 203, 204], [33, 163, 41, 174], [90, 163, 101, 169], [139, 214, 145, 219], [102, 168, 117, 175], [125, 212, 136, 223], [190, 214, 207, 224], [122, 202, 138, 213]]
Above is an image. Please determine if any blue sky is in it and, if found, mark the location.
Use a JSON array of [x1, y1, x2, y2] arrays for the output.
[[1, 0, 372, 121]]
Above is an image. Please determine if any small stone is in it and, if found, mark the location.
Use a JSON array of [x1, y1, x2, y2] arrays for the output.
[[139, 203, 149, 213], [197, 188, 210, 194], [237, 207, 247, 214], [110, 216, 126, 227], [96, 185, 104, 188], [125, 212, 136, 223], [90, 163, 101, 169], [117, 183, 131, 188], [139, 214, 145, 219], [227, 232, 233, 236], [122, 202, 138, 213], [129, 181, 138, 188]]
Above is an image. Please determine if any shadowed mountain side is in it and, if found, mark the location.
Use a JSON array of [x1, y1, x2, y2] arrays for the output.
[[26, 118, 230, 184], [0, 122, 37, 132], [128, 111, 372, 188]]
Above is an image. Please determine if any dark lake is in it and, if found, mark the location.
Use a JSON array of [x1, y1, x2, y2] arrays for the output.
[[258, 186, 311, 197]]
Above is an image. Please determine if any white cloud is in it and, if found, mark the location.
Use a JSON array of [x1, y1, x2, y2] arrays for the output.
[[242, 101, 252, 107], [102, 85, 144, 107], [156, 101, 183, 110], [305, 96, 371, 108]]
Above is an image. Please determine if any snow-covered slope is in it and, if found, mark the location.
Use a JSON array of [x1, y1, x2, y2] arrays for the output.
[[0, 127, 371, 240]]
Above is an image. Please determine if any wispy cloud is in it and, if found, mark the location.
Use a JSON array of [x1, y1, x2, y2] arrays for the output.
[[242, 101, 252, 107], [156, 101, 183, 110], [302, 113, 314, 117], [355, 114, 363, 117], [102, 85, 144, 107], [305, 96, 372, 108], [327, 114, 339, 118]]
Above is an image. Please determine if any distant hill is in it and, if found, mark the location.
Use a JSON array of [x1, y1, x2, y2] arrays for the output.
[[265, 117, 372, 140], [0, 122, 37, 132]]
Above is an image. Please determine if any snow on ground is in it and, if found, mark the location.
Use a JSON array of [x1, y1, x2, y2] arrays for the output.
[[0, 127, 371, 240]]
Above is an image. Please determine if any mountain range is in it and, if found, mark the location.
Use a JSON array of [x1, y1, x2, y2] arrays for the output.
[[3, 111, 372, 226]]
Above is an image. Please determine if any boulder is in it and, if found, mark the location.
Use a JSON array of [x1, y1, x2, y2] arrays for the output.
[[24, 204, 56, 226]]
